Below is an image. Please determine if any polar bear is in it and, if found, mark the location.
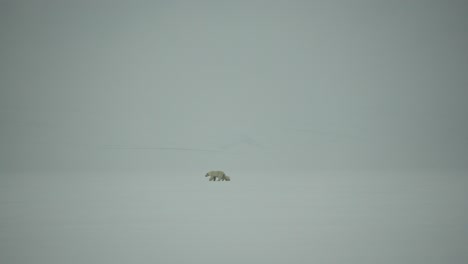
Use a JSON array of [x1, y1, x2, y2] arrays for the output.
[[205, 171, 230, 181]]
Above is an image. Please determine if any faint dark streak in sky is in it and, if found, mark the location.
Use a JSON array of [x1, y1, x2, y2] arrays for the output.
[[293, 128, 365, 141], [101, 145, 220, 152]]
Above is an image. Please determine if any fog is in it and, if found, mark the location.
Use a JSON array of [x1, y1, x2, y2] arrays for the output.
[[1, 0, 468, 263]]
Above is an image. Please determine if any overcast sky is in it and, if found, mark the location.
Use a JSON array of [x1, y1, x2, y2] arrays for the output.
[[1, 0, 467, 173], [1, 2, 468, 264]]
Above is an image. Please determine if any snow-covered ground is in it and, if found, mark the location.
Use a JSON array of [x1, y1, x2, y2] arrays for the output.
[[1, 170, 467, 264], [2, 1, 468, 263]]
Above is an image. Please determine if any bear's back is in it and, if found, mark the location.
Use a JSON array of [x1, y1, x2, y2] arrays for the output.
[[211, 170, 225, 177]]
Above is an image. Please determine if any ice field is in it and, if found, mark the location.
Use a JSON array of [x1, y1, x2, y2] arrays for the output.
[[1, 170, 467, 263], [2, 0, 468, 263]]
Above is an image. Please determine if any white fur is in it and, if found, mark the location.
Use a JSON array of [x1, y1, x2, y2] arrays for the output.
[[205, 171, 230, 181]]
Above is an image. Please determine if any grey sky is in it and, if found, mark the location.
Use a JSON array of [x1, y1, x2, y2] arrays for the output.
[[1, 2, 468, 264], [1, 0, 468, 173]]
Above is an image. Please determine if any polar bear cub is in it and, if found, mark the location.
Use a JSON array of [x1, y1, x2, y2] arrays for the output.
[[205, 171, 230, 181]]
